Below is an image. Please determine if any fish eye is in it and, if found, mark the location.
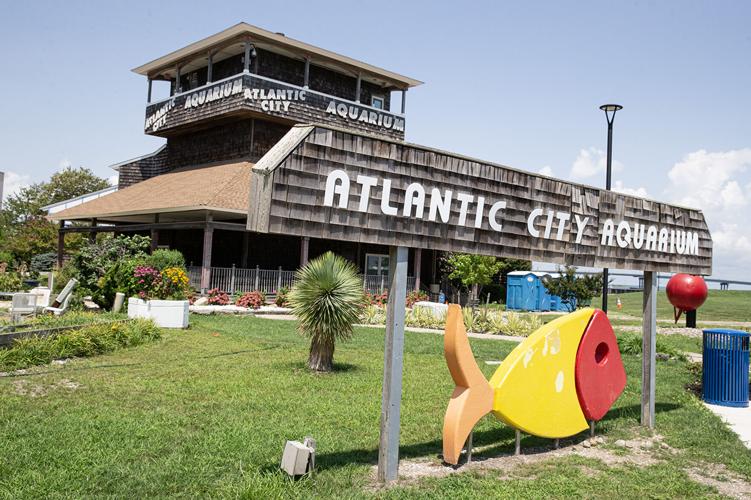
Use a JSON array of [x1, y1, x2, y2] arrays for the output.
[[595, 342, 609, 365]]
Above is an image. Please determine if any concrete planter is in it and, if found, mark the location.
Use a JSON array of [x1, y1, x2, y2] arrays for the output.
[[127, 298, 189, 328]]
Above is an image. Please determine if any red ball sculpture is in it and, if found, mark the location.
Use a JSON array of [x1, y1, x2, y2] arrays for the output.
[[666, 274, 708, 313]]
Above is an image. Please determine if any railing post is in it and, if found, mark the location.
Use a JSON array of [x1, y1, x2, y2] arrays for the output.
[[277, 266, 283, 292], [230, 264, 236, 295], [254, 265, 260, 291], [381, 274, 385, 293]]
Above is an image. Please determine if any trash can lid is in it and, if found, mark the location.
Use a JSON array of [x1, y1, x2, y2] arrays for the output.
[[703, 328, 750, 337]]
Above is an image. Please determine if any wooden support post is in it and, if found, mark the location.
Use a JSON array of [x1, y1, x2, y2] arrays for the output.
[[244, 41, 251, 72], [277, 266, 283, 292], [147, 78, 152, 103], [377, 245, 408, 484], [241, 232, 249, 268], [401, 89, 406, 114], [355, 73, 361, 103], [207, 51, 213, 83], [413, 248, 422, 291], [57, 221, 65, 269], [515, 429, 521, 455], [200, 215, 214, 293], [641, 270, 657, 428], [175, 65, 181, 93], [300, 236, 310, 268], [303, 57, 310, 88], [88, 218, 97, 243], [150, 214, 159, 252]]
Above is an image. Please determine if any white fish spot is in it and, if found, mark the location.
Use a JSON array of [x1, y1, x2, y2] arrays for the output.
[[523, 348, 534, 367], [549, 330, 561, 355], [555, 371, 564, 393], [542, 337, 548, 356]]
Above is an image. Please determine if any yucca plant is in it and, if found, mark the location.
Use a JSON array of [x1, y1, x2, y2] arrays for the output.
[[289, 252, 366, 372]]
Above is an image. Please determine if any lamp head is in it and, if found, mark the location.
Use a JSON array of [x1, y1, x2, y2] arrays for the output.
[[600, 104, 623, 125]]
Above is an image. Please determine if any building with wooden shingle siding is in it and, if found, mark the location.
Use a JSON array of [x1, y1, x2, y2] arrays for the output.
[[49, 23, 711, 296]]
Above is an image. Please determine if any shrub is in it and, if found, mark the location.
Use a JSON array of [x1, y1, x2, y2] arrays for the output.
[[142, 249, 186, 271], [0, 271, 23, 292], [361, 305, 386, 325], [617, 333, 685, 361], [275, 286, 290, 307], [406, 290, 429, 307], [30, 252, 57, 273], [236, 291, 265, 309], [0, 319, 161, 372], [207, 288, 230, 305], [289, 252, 366, 372]]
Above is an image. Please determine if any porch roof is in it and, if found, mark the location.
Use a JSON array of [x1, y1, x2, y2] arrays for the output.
[[49, 161, 253, 223]]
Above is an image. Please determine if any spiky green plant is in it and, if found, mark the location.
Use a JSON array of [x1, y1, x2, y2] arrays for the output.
[[289, 252, 366, 372]]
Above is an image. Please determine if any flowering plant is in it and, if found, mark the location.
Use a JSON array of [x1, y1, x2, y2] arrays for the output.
[[207, 288, 231, 305], [366, 290, 389, 307], [161, 267, 190, 300], [133, 265, 162, 299], [406, 290, 429, 308], [236, 290, 265, 309]]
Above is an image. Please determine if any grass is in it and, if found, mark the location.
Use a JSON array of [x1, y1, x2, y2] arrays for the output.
[[616, 289, 751, 323], [0, 315, 749, 498]]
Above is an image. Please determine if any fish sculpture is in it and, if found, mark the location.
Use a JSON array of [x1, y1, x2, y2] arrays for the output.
[[443, 305, 626, 465]]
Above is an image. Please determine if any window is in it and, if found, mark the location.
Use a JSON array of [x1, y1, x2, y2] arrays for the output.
[[371, 96, 385, 109], [366, 253, 389, 276]]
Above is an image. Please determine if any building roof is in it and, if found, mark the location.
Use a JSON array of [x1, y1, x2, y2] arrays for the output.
[[42, 186, 119, 215], [49, 161, 253, 223], [132, 22, 423, 90]]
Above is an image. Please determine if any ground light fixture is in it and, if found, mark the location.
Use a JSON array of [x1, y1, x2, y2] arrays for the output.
[[599, 103, 623, 313], [281, 436, 316, 477]]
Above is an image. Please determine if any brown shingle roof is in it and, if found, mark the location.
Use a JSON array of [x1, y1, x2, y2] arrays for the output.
[[50, 161, 253, 221]]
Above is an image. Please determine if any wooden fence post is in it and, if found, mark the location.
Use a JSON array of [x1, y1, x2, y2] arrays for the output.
[[377, 246, 408, 483]]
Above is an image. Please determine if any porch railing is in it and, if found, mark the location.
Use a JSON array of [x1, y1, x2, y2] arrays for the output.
[[187, 266, 415, 295]]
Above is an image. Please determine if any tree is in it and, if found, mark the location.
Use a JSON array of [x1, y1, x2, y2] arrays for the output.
[[444, 253, 505, 301], [542, 266, 603, 312], [0, 167, 110, 267], [289, 252, 365, 372]]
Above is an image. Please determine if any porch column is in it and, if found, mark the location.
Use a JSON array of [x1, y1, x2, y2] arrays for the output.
[[413, 247, 422, 291], [150, 214, 160, 252], [241, 232, 249, 268], [641, 271, 657, 428], [300, 236, 310, 268], [401, 89, 407, 114], [57, 221, 65, 269], [89, 218, 97, 243], [175, 65, 181, 94], [355, 73, 362, 103], [147, 78, 152, 103], [200, 214, 214, 292]]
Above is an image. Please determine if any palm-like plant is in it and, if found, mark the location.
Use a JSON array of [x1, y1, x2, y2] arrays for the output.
[[289, 252, 366, 372]]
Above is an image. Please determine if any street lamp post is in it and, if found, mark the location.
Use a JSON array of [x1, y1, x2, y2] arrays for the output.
[[599, 104, 622, 313]]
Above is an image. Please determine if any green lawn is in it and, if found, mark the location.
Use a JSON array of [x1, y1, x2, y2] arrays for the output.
[[0, 315, 749, 498], [615, 289, 751, 323]]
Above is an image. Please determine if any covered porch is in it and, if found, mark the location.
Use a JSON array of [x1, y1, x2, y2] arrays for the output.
[[48, 161, 436, 294]]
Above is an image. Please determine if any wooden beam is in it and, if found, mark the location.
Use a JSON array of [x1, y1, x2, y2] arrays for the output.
[[401, 89, 406, 114], [147, 78, 152, 103], [200, 214, 214, 292], [207, 51, 213, 83], [641, 270, 657, 428], [355, 73, 361, 103], [303, 57, 310, 88], [377, 245, 408, 483]]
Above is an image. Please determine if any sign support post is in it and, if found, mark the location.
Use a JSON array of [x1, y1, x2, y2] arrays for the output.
[[377, 245, 408, 483], [641, 270, 657, 428]]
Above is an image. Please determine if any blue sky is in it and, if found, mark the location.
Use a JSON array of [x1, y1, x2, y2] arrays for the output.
[[1, 0, 750, 283]]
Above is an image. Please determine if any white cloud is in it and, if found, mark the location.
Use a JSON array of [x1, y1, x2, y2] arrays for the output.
[[570, 147, 623, 180], [663, 148, 751, 279], [1, 171, 31, 201], [613, 180, 649, 198], [538, 165, 554, 177]]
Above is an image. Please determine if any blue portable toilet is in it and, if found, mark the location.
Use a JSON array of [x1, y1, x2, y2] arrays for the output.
[[506, 271, 568, 311]]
